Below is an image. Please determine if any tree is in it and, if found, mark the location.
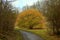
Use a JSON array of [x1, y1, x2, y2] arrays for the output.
[[0, 0, 17, 40], [16, 9, 46, 29], [42, 0, 60, 35]]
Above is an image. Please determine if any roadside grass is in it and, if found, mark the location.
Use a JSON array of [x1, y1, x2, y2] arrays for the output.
[[28, 29, 59, 40], [14, 30, 23, 40], [15, 27, 60, 40]]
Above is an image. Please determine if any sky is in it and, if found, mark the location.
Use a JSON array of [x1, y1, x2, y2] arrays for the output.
[[12, 0, 43, 9]]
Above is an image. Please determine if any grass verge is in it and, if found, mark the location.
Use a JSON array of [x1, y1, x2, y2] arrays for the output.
[[14, 30, 23, 40]]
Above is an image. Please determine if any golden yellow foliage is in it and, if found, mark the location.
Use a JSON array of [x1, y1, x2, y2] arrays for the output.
[[15, 9, 47, 29]]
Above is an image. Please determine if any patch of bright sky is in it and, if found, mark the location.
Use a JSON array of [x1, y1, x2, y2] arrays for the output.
[[12, 0, 43, 9]]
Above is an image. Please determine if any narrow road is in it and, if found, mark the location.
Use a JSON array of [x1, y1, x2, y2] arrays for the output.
[[20, 31, 44, 40]]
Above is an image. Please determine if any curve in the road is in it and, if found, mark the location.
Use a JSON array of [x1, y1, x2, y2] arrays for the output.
[[20, 30, 44, 40]]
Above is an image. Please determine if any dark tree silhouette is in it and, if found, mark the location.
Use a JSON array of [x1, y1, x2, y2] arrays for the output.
[[0, 0, 17, 40]]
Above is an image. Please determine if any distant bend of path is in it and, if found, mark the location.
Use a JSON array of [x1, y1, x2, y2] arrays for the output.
[[20, 30, 44, 40]]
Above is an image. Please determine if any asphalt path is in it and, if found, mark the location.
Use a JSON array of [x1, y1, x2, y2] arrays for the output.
[[20, 30, 44, 40]]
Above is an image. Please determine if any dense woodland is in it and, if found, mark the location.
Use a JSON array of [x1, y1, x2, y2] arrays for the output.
[[0, 0, 18, 40], [0, 0, 60, 40]]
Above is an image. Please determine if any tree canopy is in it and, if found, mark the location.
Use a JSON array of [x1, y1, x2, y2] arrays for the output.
[[15, 9, 46, 29]]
